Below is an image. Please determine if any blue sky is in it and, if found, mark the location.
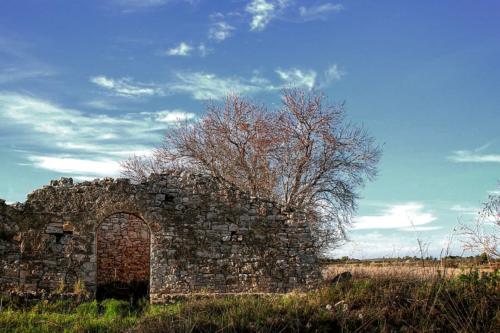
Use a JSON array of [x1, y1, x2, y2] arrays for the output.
[[1, 0, 499, 258]]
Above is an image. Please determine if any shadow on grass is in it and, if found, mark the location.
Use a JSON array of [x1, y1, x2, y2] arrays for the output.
[[96, 280, 149, 306]]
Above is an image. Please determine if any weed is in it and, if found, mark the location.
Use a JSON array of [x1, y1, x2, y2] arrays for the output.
[[54, 279, 65, 295], [73, 279, 87, 297]]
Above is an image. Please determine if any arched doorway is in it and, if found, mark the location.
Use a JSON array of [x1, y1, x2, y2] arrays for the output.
[[96, 212, 150, 301]]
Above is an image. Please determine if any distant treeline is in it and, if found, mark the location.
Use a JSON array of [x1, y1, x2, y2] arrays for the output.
[[320, 253, 498, 265]]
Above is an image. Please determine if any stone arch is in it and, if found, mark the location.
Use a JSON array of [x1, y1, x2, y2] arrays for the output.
[[95, 212, 151, 300]]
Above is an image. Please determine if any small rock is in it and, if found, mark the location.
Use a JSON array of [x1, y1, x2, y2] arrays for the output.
[[330, 271, 352, 283]]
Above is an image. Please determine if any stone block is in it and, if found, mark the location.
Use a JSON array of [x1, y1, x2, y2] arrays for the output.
[[45, 223, 63, 234]]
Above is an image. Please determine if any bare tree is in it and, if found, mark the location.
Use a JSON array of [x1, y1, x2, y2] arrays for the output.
[[460, 188, 500, 259], [121, 89, 381, 252]]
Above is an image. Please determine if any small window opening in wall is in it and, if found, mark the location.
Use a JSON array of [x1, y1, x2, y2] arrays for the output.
[[54, 234, 63, 243]]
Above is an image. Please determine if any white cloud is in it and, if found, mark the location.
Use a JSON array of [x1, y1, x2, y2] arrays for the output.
[[474, 142, 493, 152], [323, 64, 344, 83], [113, 0, 201, 12], [448, 150, 500, 163], [246, 0, 290, 31], [114, 0, 169, 7], [155, 110, 196, 122], [334, 231, 460, 259], [169, 71, 276, 100], [298, 3, 344, 20], [0, 92, 196, 177], [165, 42, 193, 56], [276, 68, 317, 89], [197, 43, 212, 57], [0, 37, 55, 84], [353, 202, 438, 230], [73, 176, 100, 182], [276, 65, 343, 90], [112, 0, 184, 10], [401, 226, 443, 232], [28, 156, 121, 177], [209, 22, 235, 42], [244, 1, 343, 30], [450, 204, 479, 215], [90, 65, 342, 107], [168, 65, 342, 100], [90, 76, 161, 97], [246, 0, 275, 31], [0, 68, 53, 84], [85, 100, 117, 110]]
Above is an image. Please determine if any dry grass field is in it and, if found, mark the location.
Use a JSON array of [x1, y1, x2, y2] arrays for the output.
[[323, 259, 500, 281]]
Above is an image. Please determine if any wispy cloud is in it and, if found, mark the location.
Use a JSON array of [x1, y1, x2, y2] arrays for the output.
[[168, 65, 343, 100], [154, 110, 196, 122], [0, 67, 53, 84], [0, 37, 55, 84], [322, 64, 344, 84], [165, 42, 193, 56], [112, 0, 201, 13], [334, 231, 457, 259], [401, 226, 443, 232], [197, 43, 212, 57], [298, 3, 344, 21], [28, 156, 121, 177], [448, 149, 500, 163], [244, 1, 343, 31], [113, 0, 170, 7], [209, 22, 235, 42], [353, 202, 438, 230], [450, 204, 479, 215], [112, 0, 195, 11], [246, 0, 291, 31], [91, 64, 343, 102], [168, 71, 276, 100], [246, 0, 275, 31], [85, 99, 117, 110], [276, 64, 344, 90], [275, 68, 317, 89], [90, 76, 162, 97], [0, 92, 196, 178]]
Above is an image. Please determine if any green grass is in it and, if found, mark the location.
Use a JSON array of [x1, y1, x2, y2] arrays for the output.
[[0, 298, 140, 333], [1, 270, 499, 332]]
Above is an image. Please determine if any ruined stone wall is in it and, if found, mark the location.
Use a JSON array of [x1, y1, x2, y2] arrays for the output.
[[0, 206, 20, 291], [0, 172, 320, 302]]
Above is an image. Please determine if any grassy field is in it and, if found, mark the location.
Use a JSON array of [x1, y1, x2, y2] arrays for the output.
[[322, 258, 500, 280], [0, 264, 499, 332]]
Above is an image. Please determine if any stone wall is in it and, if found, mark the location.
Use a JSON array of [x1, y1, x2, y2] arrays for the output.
[[0, 209, 20, 291], [97, 213, 150, 285], [0, 172, 320, 302]]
